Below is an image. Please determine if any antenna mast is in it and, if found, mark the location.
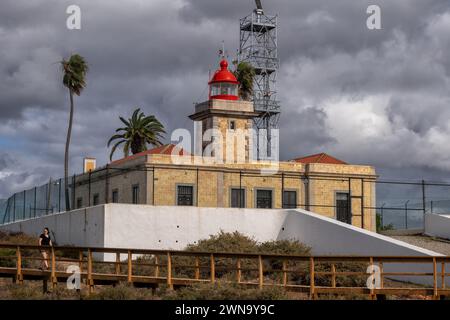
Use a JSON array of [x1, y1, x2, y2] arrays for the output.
[[239, 0, 280, 160]]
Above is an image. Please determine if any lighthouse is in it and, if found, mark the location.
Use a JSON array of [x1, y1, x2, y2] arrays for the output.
[[208, 59, 239, 101], [189, 59, 260, 163]]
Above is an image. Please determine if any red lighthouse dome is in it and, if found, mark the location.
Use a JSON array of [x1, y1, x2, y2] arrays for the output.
[[209, 59, 239, 101]]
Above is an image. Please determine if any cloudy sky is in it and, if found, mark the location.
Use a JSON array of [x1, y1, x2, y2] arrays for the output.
[[0, 0, 450, 202]]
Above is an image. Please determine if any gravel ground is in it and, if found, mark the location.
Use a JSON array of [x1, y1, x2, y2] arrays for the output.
[[390, 235, 450, 255]]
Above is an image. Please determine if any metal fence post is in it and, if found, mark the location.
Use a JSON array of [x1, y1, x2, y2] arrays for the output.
[[88, 171, 92, 207], [72, 174, 76, 211], [105, 166, 110, 204], [281, 172, 285, 208], [196, 168, 199, 207], [58, 178, 62, 213], [23, 190, 26, 220], [13, 193, 16, 222], [34, 187, 37, 218], [422, 180, 426, 227], [361, 178, 365, 229], [405, 200, 409, 229]]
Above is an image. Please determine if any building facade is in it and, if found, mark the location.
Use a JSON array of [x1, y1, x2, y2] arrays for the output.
[[69, 59, 377, 231]]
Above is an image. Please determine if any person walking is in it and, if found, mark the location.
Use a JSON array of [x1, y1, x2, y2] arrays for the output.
[[38, 227, 53, 270]]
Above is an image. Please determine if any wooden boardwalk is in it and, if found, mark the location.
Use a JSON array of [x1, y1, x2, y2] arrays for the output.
[[0, 243, 449, 299]]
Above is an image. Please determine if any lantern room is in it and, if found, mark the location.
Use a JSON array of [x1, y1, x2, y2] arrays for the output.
[[209, 59, 239, 101]]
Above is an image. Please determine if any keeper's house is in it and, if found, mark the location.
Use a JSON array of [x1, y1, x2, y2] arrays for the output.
[[70, 59, 377, 231]]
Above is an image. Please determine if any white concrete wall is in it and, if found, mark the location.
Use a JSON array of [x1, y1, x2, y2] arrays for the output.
[[425, 213, 450, 240], [103, 205, 445, 285], [103, 204, 436, 255], [1, 204, 446, 285], [0, 206, 106, 259]]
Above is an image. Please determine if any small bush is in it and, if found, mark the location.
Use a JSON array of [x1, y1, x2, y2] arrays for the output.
[[163, 282, 288, 300], [86, 283, 155, 300], [133, 232, 312, 281], [6, 284, 44, 300], [186, 231, 259, 253], [376, 214, 395, 233]]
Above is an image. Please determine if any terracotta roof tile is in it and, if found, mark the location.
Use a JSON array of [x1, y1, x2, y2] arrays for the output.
[[110, 144, 189, 165], [291, 153, 348, 165]]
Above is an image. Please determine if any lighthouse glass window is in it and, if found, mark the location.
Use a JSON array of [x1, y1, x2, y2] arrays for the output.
[[211, 83, 237, 97]]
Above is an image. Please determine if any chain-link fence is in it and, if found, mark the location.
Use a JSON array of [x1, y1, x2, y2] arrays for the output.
[[0, 178, 71, 225], [2, 166, 450, 231]]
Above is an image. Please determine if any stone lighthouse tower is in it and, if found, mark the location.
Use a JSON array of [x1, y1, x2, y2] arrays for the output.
[[189, 59, 259, 163]]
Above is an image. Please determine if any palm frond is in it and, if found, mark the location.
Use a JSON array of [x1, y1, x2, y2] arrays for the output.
[[109, 140, 125, 160]]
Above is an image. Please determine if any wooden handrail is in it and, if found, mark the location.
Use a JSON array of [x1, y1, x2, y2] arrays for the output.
[[1, 243, 449, 299], [1, 242, 446, 261]]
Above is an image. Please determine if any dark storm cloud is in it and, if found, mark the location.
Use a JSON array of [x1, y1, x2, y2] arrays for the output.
[[280, 107, 336, 159], [0, 0, 450, 200], [0, 153, 14, 171]]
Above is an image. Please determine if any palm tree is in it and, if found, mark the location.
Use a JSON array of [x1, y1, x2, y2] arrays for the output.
[[108, 108, 166, 160], [61, 54, 88, 211], [234, 62, 255, 101]]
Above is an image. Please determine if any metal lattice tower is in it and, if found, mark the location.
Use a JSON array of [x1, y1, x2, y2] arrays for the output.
[[239, 3, 280, 159]]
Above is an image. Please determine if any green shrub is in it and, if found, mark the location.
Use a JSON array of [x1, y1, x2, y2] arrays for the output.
[[86, 283, 155, 300], [376, 214, 395, 232], [163, 282, 288, 300], [186, 231, 259, 253], [6, 284, 44, 300], [0, 248, 16, 268], [133, 232, 313, 282]]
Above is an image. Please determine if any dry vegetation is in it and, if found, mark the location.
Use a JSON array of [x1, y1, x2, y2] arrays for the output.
[[0, 230, 428, 300]]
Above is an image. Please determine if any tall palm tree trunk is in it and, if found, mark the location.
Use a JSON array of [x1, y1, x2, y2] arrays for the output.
[[64, 90, 74, 211]]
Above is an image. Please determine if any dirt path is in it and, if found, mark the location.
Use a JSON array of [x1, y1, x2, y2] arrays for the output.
[[390, 235, 450, 255]]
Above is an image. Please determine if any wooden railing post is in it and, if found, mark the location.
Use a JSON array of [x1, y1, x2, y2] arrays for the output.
[[167, 252, 173, 289], [331, 263, 336, 288], [433, 257, 438, 299], [310, 257, 315, 299], [51, 247, 56, 289], [258, 255, 264, 289], [16, 246, 23, 284], [155, 255, 160, 278], [369, 257, 375, 300], [237, 258, 241, 283], [115, 253, 121, 275], [6, 244, 450, 300], [127, 250, 132, 283], [78, 251, 83, 274], [195, 256, 200, 280], [210, 254, 215, 284], [442, 261, 446, 290], [87, 249, 93, 294]]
